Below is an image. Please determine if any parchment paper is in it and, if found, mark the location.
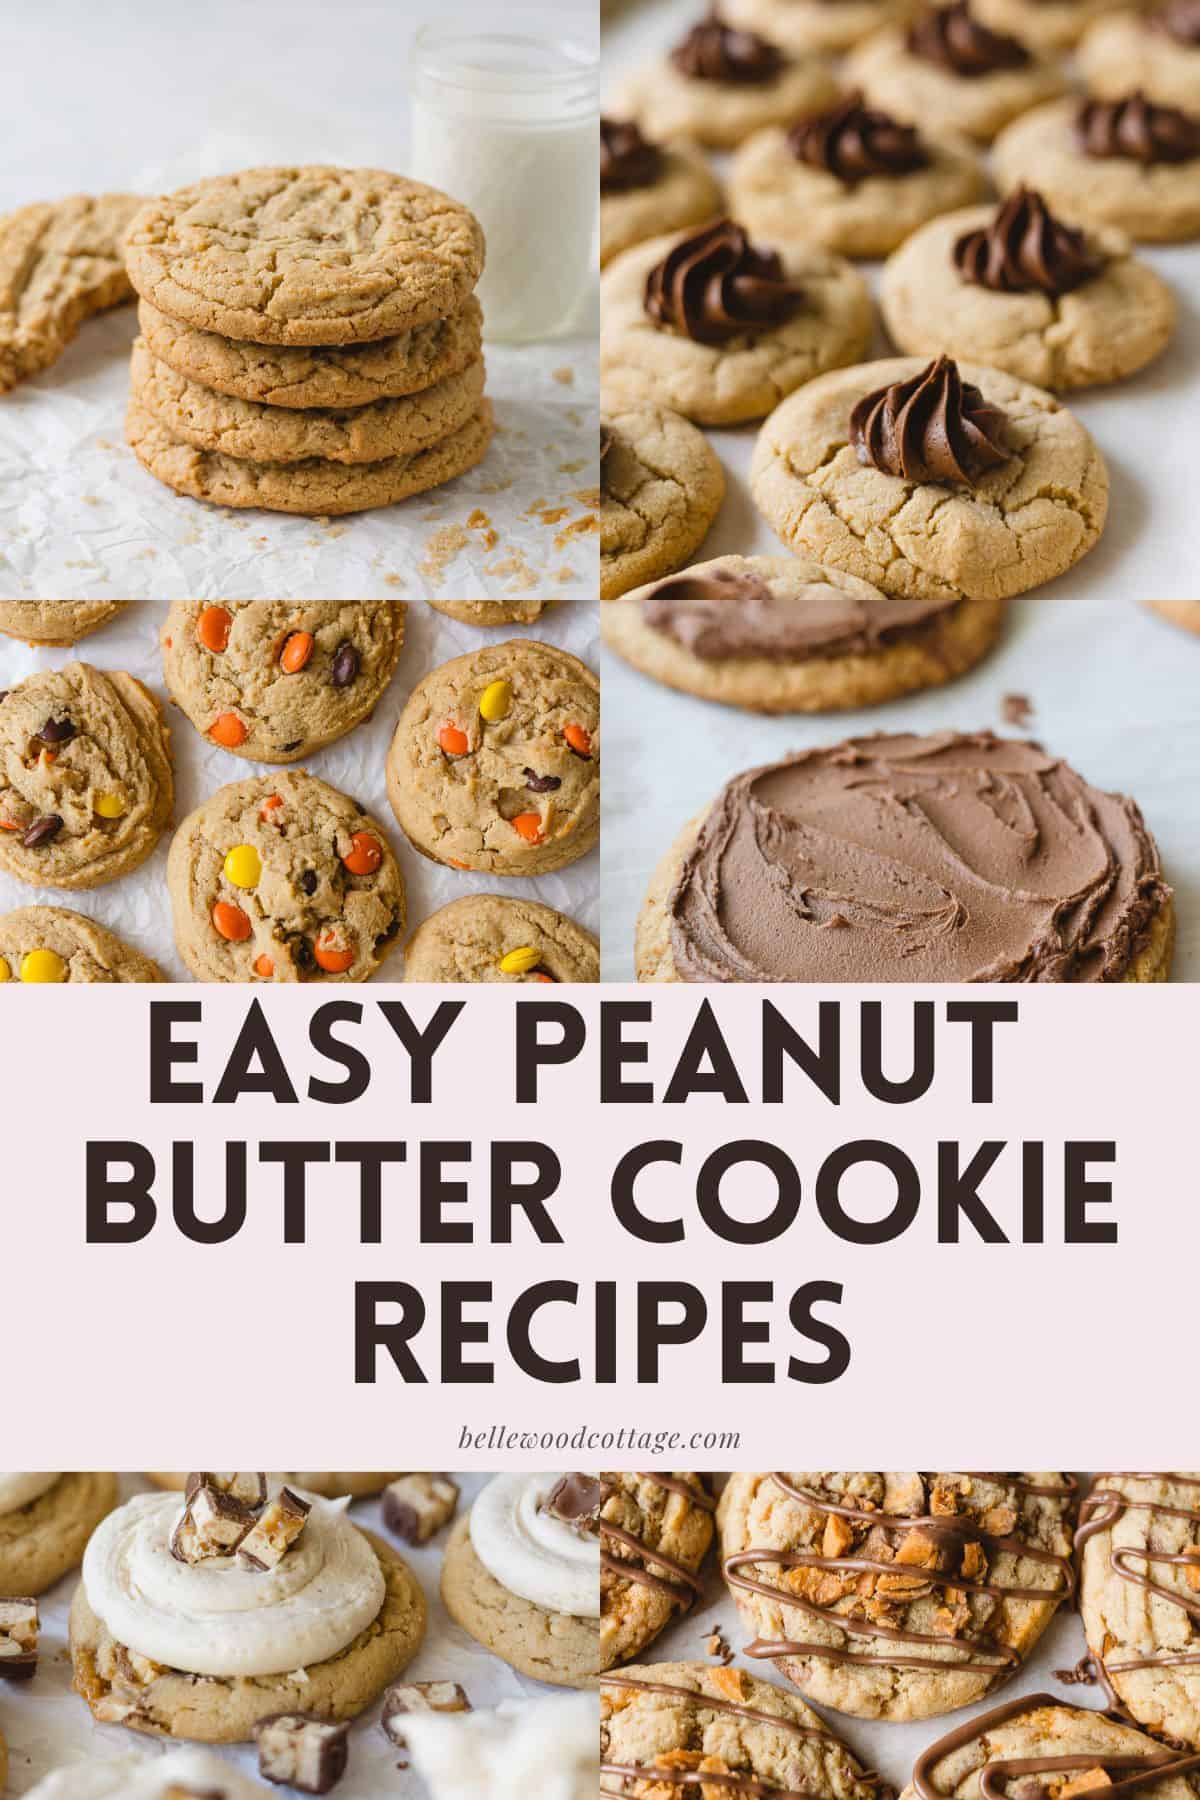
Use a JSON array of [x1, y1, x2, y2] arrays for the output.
[[0, 601, 600, 980], [0, 1474, 579, 1797], [603, 0, 1200, 598], [600, 598, 1200, 979], [0, 0, 599, 601]]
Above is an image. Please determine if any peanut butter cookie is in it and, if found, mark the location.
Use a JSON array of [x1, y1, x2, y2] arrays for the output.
[[612, 18, 840, 148], [601, 1475, 715, 1670], [1079, 9, 1200, 111], [0, 1474, 120, 1598], [403, 894, 599, 982], [0, 193, 140, 392], [0, 602, 130, 646], [0, 907, 161, 982], [601, 404, 725, 599], [601, 122, 724, 266], [440, 1513, 599, 1690], [428, 601, 546, 624]]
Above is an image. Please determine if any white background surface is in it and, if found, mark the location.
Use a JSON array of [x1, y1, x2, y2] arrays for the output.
[[601, 598, 1200, 978], [0, 600, 600, 976], [603, 0, 1200, 597], [0, 1473, 585, 1798], [0, 0, 599, 601]]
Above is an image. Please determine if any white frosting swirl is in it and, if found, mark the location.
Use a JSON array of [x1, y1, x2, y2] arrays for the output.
[[28, 1748, 267, 1798], [405, 1693, 597, 1800], [469, 1474, 599, 1619], [0, 1472, 60, 1516], [82, 1491, 385, 1678]]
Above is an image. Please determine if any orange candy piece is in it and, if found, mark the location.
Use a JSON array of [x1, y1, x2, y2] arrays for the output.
[[213, 900, 252, 943], [210, 712, 248, 749], [563, 723, 592, 757], [342, 832, 383, 876], [512, 813, 545, 846], [197, 606, 233, 654], [254, 953, 276, 979], [260, 794, 284, 823], [437, 720, 470, 757], [280, 630, 315, 674], [0, 819, 21, 832], [314, 930, 356, 974]]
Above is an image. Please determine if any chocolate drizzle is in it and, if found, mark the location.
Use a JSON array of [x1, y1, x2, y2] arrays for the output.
[[1077, 1475, 1200, 1711], [954, 187, 1103, 296], [849, 356, 1011, 486], [788, 93, 928, 183], [602, 117, 664, 193], [725, 1474, 1075, 1688], [670, 10, 786, 83], [906, 2, 1031, 73], [1076, 92, 1200, 163], [644, 219, 806, 344], [1153, 0, 1200, 44], [601, 1473, 714, 1613]]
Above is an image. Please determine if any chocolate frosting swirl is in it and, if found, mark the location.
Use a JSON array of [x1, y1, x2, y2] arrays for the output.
[[670, 11, 785, 83], [787, 92, 929, 183], [849, 356, 1011, 487], [666, 730, 1170, 983], [643, 586, 961, 661], [600, 117, 663, 193], [907, 2, 1031, 74], [953, 187, 1103, 296], [1153, 0, 1200, 43], [1076, 91, 1200, 163], [644, 219, 806, 344]]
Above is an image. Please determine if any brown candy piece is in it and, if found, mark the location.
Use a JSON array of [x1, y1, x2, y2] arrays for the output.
[[256, 1713, 349, 1794], [543, 1473, 603, 1531], [382, 1473, 460, 1545], [0, 1597, 38, 1680], [381, 1681, 472, 1749], [186, 1471, 268, 1512], [171, 1482, 257, 1565], [239, 1486, 312, 1572]]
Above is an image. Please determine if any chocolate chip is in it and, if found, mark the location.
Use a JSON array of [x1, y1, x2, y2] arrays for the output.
[[294, 938, 315, 972], [524, 768, 562, 793], [0, 692, 9, 706], [280, 740, 303, 754], [37, 717, 75, 745], [301, 871, 318, 895], [331, 643, 360, 689], [21, 814, 62, 849]]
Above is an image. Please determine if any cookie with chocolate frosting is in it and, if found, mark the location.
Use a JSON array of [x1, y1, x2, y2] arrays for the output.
[[846, 3, 1067, 142], [601, 1474, 716, 1669], [636, 732, 1175, 983], [717, 1473, 1076, 1721], [750, 356, 1108, 597], [601, 405, 725, 599], [880, 194, 1176, 389], [601, 120, 724, 267], [602, 556, 1004, 712], [729, 99, 986, 258], [601, 224, 872, 427], [611, 16, 840, 149], [1078, 1473, 1200, 1746], [898, 1692, 1200, 1800], [602, 1661, 886, 1799], [1080, 6, 1200, 114], [994, 95, 1200, 240]]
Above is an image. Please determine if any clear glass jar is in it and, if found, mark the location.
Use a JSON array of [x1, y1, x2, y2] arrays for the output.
[[409, 16, 598, 343]]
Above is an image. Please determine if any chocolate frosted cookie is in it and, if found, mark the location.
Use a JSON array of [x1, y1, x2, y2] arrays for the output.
[[602, 1661, 888, 1798], [601, 1474, 716, 1670], [386, 640, 599, 876], [718, 1472, 1076, 1721], [1080, 8, 1200, 114], [603, 558, 1003, 710], [899, 1693, 1200, 1800], [162, 601, 406, 763], [0, 907, 161, 982], [601, 120, 724, 266], [0, 664, 174, 891], [428, 601, 546, 624], [1078, 1473, 1200, 1745], [167, 771, 406, 982], [638, 731, 1174, 982], [0, 602, 130, 646], [403, 895, 599, 983]]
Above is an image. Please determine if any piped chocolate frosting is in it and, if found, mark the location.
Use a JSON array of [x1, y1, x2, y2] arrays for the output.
[[670, 11, 785, 83], [644, 219, 806, 344], [601, 117, 663, 193], [666, 731, 1170, 983], [953, 187, 1103, 295], [907, 2, 1031, 74], [849, 356, 1011, 487], [1076, 91, 1200, 163], [787, 92, 929, 183]]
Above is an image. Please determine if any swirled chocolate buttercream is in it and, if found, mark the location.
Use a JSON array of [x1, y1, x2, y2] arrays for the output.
[[907, 2, 1031, 74], [667, 731, 1170, 982], [644, 219, 806, 343], [670, 12, 785, 82], [601, 118, 663, 193], [642, 585, 959, 660], [954, 187, 1103, 294], [787, 93, 929, 182], [849, 356, 1010, 486], [1076, 91, 1200, 163]]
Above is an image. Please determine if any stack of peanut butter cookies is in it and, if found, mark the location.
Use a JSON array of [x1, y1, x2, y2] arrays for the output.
[[121, 166, 493, 515]]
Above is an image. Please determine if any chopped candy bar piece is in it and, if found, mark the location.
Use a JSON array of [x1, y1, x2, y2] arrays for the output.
[[0, 1596, 38, 1679], [543, 1473, 602, 1530], [382, 1681, 471, 1748], [239, 1486, 312, 1571], [256, 1713, 349, 1794], [172, 1482, 256, 1564], [382, 1474, 459, 1545], [186, 1471, 268, 1512]]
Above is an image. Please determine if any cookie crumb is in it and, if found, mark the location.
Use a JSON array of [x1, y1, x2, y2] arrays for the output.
[[420, 524, 472, 585], [703, 1624, 734, 1664], [1002, 692, 1034, 726]]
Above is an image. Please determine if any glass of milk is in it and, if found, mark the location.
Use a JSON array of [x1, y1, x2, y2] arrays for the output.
[[409, 13, 598, 343]]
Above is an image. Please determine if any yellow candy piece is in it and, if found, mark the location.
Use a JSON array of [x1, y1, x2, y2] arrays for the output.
[[0, 956, 9, 982], [224, 844, 263, 890], [479, 679, 513, 723], [499, 945, 541, 975], [95, 791, 128, 819], [21, 948, 66, 984]]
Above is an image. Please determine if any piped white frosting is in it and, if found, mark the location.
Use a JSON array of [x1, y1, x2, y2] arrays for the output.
[[405, 1692, 597, 1800], [468, 1473, 600, 1619], [27, 1748, 267, 1798]]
